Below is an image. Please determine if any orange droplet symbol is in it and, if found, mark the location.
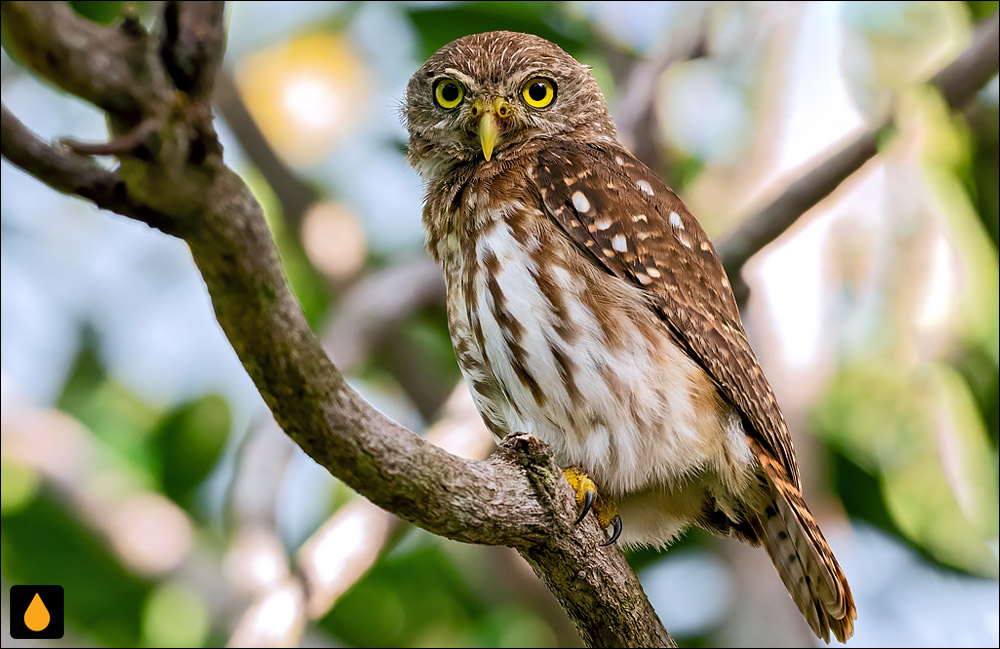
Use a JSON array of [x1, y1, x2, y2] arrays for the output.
[[24, 593, 50, 632]]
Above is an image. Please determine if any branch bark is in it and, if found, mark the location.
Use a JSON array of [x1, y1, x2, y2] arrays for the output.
[[0, 2, 672, 646]]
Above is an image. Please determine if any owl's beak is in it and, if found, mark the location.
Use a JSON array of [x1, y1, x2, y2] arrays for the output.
[[474, 98, 509, 162], [479, 113, 499, 161]]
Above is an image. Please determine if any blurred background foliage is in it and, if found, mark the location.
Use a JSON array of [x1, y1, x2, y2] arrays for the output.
[[1, 1, 998, 647]]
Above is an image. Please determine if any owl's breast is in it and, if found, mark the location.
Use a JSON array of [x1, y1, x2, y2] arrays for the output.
[[439, 200, 741, 497]]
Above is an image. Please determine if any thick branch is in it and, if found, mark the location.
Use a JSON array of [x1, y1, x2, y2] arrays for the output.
[[160, 1, 228, 100], [717, 11, 1000, 298], [0, 1, 167, 118], [0, 4, 672, 646]]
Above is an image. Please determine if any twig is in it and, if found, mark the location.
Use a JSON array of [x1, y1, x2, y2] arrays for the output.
[[61, 118, 160, 157], [610, 9, 709, 170], [323, 257, 446, 371], [717, 11, 1000, 302], [0, 107, 177, 234], [213, 71, 319, 231]]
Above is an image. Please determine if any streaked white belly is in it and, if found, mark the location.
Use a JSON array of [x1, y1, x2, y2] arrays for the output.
[[445, 215, 751, 499]]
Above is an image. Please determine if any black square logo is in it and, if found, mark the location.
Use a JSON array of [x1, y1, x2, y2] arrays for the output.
[[9, 585, 64, 639]]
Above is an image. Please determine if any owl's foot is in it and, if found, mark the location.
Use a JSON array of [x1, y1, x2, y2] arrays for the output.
[[562, 467, 622, 546]]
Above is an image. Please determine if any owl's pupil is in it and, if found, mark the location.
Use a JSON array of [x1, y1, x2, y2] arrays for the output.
[[440, 83, 459, 102], [529, 82, 547, 101]]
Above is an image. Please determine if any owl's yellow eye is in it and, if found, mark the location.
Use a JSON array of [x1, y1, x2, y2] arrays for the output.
[[522, 78, 556, 108], [434, 79, 464, 109]]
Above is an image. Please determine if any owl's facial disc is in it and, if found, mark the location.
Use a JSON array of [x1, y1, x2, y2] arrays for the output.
[[405, 32, 618, 175], [470, 97, 511, 161]]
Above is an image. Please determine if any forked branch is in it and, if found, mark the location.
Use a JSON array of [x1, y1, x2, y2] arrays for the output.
[[0, 2, 672, 646]]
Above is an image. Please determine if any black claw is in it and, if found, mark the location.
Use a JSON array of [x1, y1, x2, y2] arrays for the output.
[[574, 489, 595, 525], [601, 515, 623, 546]]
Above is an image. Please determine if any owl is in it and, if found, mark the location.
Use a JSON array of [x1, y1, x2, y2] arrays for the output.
[[405, 31, 856, 643]]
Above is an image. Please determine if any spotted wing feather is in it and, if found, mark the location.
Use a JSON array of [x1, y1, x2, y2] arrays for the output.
[[528, 141, 797, 483], [528, 140, 856, 642]]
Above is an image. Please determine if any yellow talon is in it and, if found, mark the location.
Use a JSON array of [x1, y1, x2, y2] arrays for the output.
[[562, 467, 622, 544]]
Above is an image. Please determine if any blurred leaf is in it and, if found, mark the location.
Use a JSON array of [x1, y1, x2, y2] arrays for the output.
[[322, 539, 487, 648], [69, 1, 124, 25], [911, 86, 1000, 366], [57, 326, 108, 417], [964, 100, 1000, 247], [150, 395, 231, 509], [832, 452, 908, 540], [965, 1, 1000, 20], [953, 342, 1000, 446], [57, 330, 161, 477], [142, 582, 210, 648], [813, 361, 999, 576], [669, 153, 706, 192], [406, 2, 590, 59], [469, 606, 557, 648], [1, 495, 149, 646], [0, 458, 40, 514]]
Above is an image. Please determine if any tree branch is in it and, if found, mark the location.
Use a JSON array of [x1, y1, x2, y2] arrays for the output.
[[0, 0, 168, 118], [717, 11, 1000, 302], [0, 2, 672, 646], [0, 107, 177, 233], [159, 0, 228, 100]]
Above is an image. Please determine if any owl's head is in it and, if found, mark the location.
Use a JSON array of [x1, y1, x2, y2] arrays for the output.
[[405, 31, 616, 178]]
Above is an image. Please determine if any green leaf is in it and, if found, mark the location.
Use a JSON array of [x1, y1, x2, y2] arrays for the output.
[[57, 329, 161, 476], [965, 1, 1000, 21], [812, 361, 999, 576], [142, 582, 210, 648], [1, 495, 150, 646], [322, 538, 485, 647], [406, 1, 590, 60], [69, 1, 125, 25], [150, 395, 231, 509]]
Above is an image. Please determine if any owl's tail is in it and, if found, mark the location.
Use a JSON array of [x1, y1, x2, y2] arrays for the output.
[[757, 476, 856, 643]]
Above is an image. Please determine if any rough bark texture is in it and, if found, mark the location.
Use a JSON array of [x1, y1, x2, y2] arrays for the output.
[[0, 2, 672, 646]]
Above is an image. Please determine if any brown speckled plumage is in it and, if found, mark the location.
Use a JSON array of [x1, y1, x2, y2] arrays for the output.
[[406, 31, 855, 643]]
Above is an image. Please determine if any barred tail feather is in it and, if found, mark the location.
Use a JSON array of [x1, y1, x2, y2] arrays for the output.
[[758, 478, 856, 643]]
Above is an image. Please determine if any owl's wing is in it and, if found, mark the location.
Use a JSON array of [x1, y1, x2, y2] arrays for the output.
[[528, 140, 799, 489], [530, 140, 856, 643]]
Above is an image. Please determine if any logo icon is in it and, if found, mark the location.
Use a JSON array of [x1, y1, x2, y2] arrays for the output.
[[10, 585, 64, 639]]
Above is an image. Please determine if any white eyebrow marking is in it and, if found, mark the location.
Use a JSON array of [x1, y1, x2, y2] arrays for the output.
[[636, 180, 654, 195], [612, 234, 627, 252], [572, 191, 590, 212], [669, 212, 683, 229]]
